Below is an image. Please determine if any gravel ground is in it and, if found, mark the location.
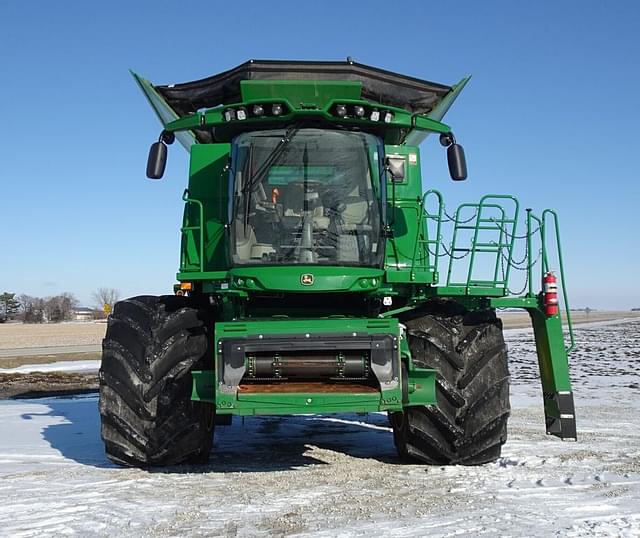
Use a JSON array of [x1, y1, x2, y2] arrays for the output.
[[0, 372, 98, 399]]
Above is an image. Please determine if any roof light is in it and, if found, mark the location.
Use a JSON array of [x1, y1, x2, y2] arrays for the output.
[[335, 104, 347, 117], [354, 105, 365, 118], [272, 103, 283, 116], [252, 104, 264, 117], [384, 111, 394, 123], [370, 109, 380, 121], [236, 107, 247, 120], [223, 109, 236, 122]]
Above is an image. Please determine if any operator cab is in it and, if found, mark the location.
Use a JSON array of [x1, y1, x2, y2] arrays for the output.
[[230, 128, 385, 267]]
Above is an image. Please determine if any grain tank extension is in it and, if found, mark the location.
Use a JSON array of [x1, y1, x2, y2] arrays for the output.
[[99, 60, 576, 467]]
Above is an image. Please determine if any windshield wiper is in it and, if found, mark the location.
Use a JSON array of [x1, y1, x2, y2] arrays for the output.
[[244, 125, 300, 198], [242, 125, 300, 229]]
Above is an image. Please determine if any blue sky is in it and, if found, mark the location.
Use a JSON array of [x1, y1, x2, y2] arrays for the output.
[[1, 1, 638, 309]]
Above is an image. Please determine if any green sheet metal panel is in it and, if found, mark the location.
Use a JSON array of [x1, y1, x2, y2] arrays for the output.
[[228, 266, 384, 293], [180, 144, 231, 276], [211, 318, 403, 415], [383, 145, 435, 283], [240, 80, 362, 109]]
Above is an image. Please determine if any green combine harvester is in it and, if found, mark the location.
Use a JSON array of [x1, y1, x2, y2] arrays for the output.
[[99, 60, 576, 467]]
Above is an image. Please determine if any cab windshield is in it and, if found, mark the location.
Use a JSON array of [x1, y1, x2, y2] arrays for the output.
[[230, 128, 385, 267]]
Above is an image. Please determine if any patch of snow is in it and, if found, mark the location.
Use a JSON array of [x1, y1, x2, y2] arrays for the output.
[[0, 360, 101, 374]]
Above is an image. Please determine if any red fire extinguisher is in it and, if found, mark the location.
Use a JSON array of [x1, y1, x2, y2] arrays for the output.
[[543, 271, 559, 316]]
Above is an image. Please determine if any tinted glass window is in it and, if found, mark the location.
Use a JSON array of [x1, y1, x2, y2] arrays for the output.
[[231, 128, 384, 267]]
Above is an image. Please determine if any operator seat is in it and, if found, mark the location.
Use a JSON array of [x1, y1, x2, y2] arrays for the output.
[[234, 219, 257, 261], [341, 184, 370, 228], [336, 184, 373, 263]]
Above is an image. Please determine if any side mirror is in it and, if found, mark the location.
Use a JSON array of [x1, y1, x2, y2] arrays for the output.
[[440, 132, 468, 181], [146, 141, 167, 179], [146, 131, 174, 180], [385, 156, 405, 182], [447, 144, 467, 181]]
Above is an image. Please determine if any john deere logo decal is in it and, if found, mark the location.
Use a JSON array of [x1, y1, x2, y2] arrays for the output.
[[300, 273, 314, 286]]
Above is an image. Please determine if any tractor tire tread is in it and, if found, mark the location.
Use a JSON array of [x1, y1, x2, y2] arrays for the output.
[[99, 295, 214, 467], [392, 302, 510, 465]]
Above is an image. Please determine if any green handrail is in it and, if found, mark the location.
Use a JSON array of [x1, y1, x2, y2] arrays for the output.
[[447, 202, 506, 287], [526, 211, 542, 297], [542, 209, 575, 353], [181, 189, 205, 273], [526, 208, 574, 353], [446, 195, 519, 291], [409, 191, 573, 353], [479, 195, 519, 289], [410, 189, 444, 281]]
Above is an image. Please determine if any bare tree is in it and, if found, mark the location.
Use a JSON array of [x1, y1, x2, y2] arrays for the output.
[[93, 287, 121, 312], [13, 293, 78, 323], [18, 294, 45, 323], [44, 292, 78, 322]]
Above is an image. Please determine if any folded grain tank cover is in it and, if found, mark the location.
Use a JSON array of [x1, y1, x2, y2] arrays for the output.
[[153, 60, 452, 117]]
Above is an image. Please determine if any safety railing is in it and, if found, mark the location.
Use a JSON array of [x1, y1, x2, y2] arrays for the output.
[[180, 189, 205, 273], [527, 209, 575, 353], [446, 195, 519, 290], [410, 192, 574, 352], [410, 189, 444, 280]]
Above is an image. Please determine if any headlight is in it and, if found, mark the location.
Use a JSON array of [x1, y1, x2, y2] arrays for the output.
[[335, 104, 347, 117]]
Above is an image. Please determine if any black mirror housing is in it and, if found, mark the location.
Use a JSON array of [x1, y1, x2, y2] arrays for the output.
[[447, 144, 467, 181], [146, 141, 167, 179]]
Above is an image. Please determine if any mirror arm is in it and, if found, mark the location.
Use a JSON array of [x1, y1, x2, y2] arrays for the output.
[[439, 131, 456, 147], [387, 178, 397, 233], [160, 130, 176, 145]]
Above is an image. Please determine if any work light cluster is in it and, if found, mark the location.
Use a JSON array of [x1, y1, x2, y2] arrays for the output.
[[221, 102, 396, 123], [223, 103, 289, 122], [331, 104, 395, 123]]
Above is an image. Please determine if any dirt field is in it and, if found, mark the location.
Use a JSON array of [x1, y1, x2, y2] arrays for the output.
[[0, 312, 637, 352], [1, 311, 638, 401], [0, 322, 107, 349], [0, 311, 638, 400]]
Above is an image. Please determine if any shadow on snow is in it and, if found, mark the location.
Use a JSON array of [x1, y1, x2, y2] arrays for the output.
[[21, 395, 402, 472]]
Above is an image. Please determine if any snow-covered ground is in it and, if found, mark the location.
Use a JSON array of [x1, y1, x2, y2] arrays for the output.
[[0, 360, 101, 374], [0, 319, 639, 537]]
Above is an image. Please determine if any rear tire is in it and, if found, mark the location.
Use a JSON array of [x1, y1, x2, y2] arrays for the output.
[[391, 301, 510, 465], [99, 295, 214, 467]]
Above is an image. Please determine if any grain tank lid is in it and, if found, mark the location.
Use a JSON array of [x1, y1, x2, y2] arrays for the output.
[[153, 60, 453, 116]]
